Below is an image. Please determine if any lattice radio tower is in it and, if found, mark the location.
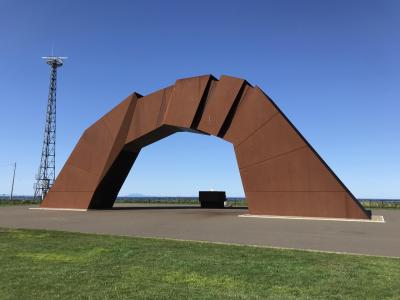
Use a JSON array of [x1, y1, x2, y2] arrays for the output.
[[33, 56, 67, 201]]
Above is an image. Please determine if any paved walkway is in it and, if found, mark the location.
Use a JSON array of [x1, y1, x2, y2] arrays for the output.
[[0, 204, 399, 257]]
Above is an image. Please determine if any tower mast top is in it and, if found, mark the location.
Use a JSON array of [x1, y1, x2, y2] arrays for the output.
[[42, 56, 67, 67]]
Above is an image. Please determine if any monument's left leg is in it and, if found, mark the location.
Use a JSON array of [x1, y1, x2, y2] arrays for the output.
[[41, 94, 140, 209]]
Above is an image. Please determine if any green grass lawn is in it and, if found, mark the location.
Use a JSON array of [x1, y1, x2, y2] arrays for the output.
[[0, 229, 399, 299]]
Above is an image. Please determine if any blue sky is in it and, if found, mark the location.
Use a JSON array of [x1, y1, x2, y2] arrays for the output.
[[0, 0, 399, 198]]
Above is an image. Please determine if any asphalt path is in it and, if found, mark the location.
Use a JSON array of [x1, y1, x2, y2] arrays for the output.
[[0, 204, 398, 257]]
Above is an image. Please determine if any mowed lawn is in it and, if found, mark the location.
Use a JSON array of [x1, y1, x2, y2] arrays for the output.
[[0, 228, 399, 299]]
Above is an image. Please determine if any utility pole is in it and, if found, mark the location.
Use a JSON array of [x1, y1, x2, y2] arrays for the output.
[[33, 56, 67, 201], [10, 162, 16, 201]]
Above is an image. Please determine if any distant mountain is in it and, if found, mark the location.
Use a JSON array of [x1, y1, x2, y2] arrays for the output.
[[121, 194, 198, 198], [124, 193, 148, 197]]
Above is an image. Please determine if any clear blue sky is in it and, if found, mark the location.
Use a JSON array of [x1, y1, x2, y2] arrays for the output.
[[0, 0, 399, 198]]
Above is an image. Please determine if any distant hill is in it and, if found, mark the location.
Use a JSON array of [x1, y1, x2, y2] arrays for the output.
[[124, 193, 148, 197]]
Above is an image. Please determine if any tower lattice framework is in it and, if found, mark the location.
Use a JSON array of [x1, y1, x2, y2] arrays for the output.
[[34, 56, 66, 201]]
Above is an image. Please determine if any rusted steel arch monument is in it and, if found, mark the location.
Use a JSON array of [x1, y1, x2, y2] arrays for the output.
[[41, 75, 370, 219]]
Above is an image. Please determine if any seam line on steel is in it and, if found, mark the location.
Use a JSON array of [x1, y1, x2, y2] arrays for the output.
[[239, 145, 307, 170], [156, 89, 167, 126], [63, 160, 93, 174], [236, 112, 280, 148]]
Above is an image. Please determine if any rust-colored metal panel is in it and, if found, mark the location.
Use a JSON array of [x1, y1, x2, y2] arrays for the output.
[[42, 191, 95, 209], [156, 86, 174, 127], [246, 191, 369, 219], [41, 74, 370, 219], [49, 163, 98, 193], [163, 75, 214, 128], [344, 193, 370, 219], [223, 87, 278, 145], [238, 147, 344, 192], [49, 134, 97, 192], [234, 113, 306, 168], [101, 95, 138, 139], [49, 118, 116, 192], [246, 192, 343, 218], [126, 89, 165, 143], [100, 94, 139, 178], [41, 93, 139, 209], [197, 76, 246, 135]]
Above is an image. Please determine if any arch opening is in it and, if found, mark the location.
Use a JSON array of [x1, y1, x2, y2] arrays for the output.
[[115, 131, 245, 203]]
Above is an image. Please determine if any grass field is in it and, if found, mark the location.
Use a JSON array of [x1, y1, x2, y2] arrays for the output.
[[0, 228, 399, 299]]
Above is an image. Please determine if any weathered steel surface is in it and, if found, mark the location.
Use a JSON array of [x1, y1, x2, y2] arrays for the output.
[[41, 75, 370, 219]]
